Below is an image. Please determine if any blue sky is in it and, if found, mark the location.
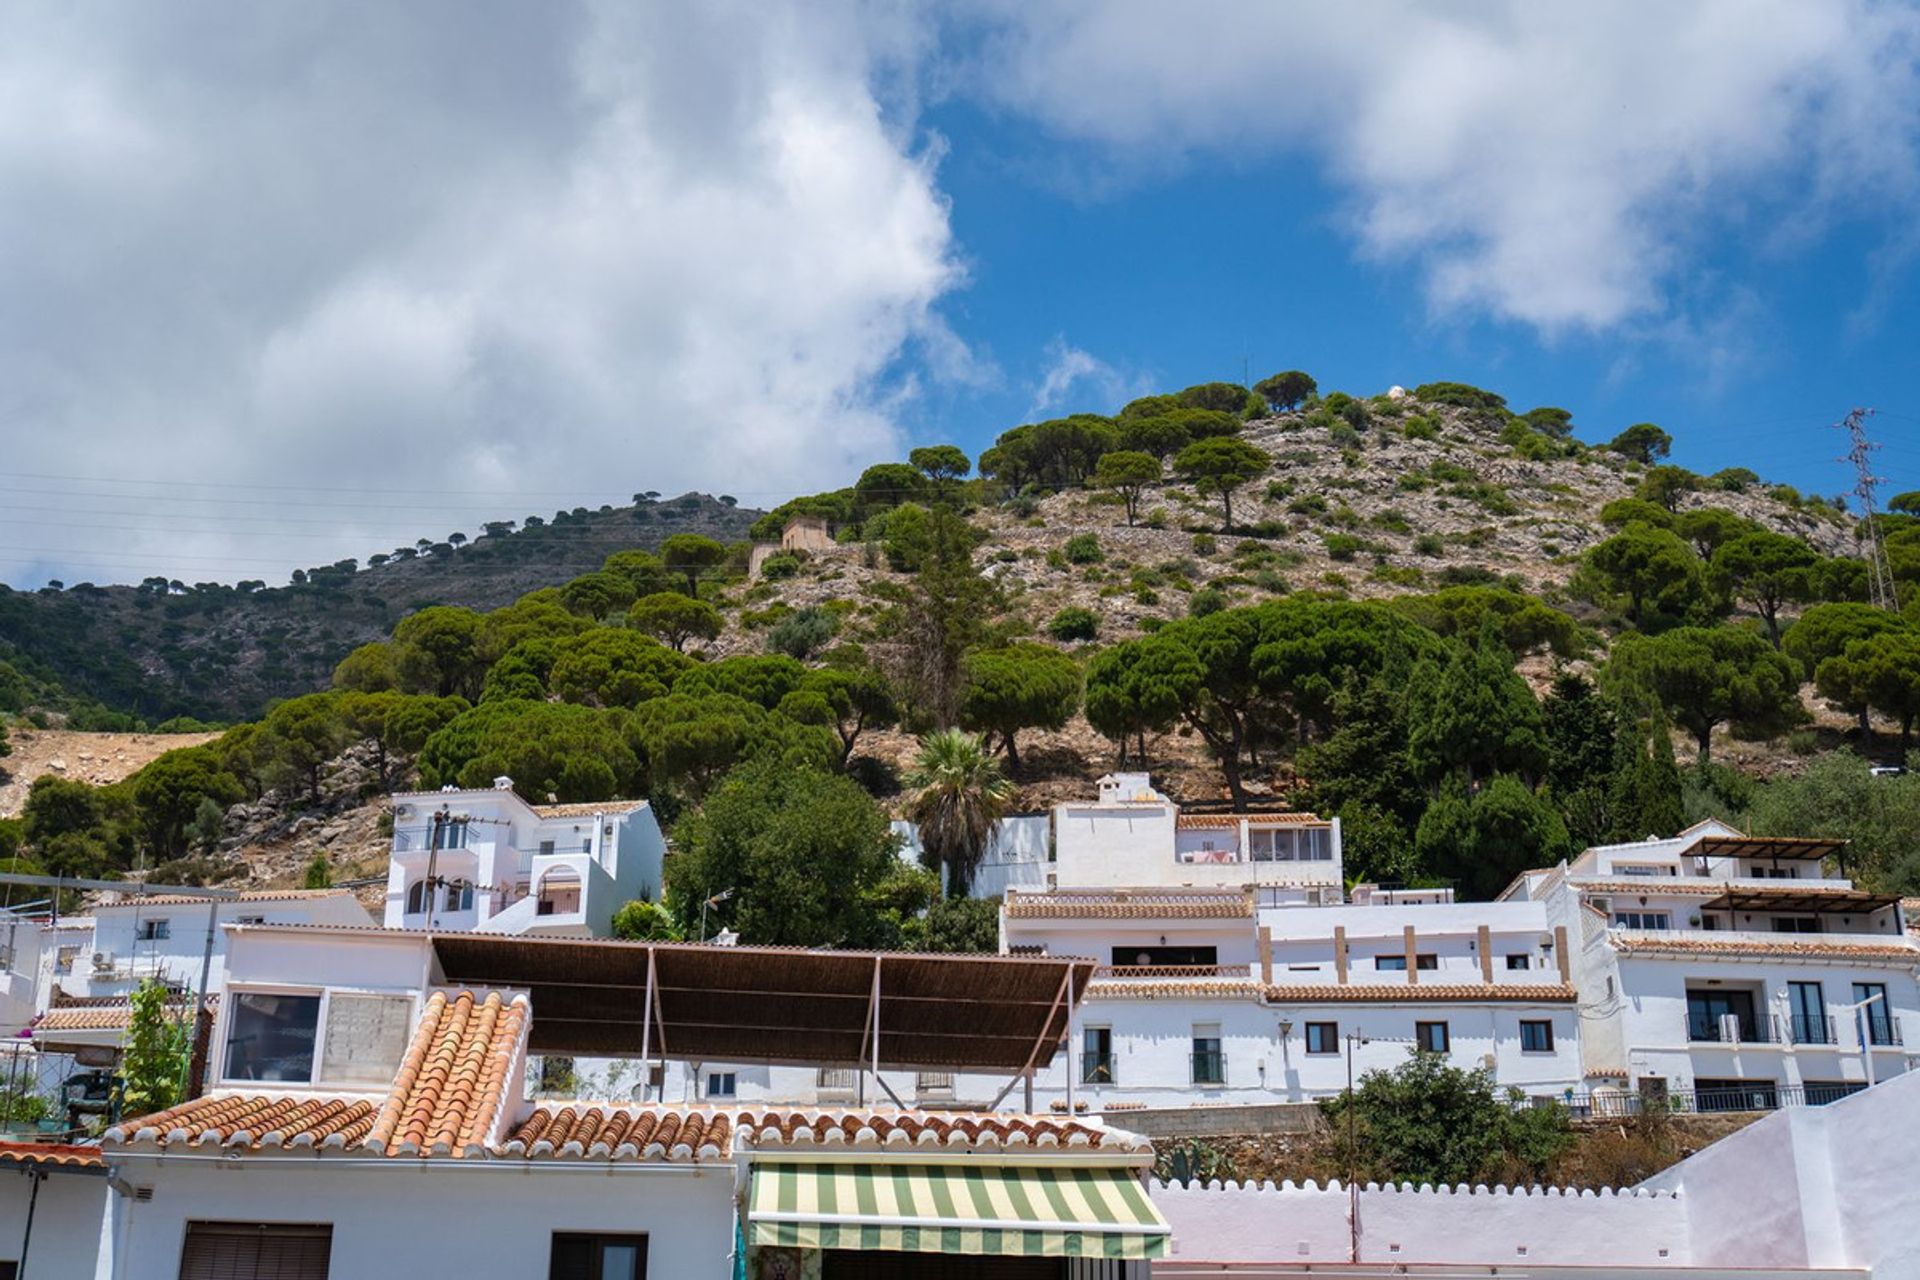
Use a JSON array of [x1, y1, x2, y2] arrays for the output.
[[3, 2, 1920, 586]]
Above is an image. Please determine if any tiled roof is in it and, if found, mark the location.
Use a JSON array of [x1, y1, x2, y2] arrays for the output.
[[1174, 814, 1242, 829], [0, 1142, 104, 1169], [532, 800, 646, 819], [101, 889, 354, 909], [499, 1106, 733, 1161], [107, 988, 529, 1159], [1004, 889, 1254, 919], [1176, 812, 1328, 829], [1585, 1068, 1630, 1079], [108, 1095, 379, 1151], [1609, 934, 1920, 961], [1574, 879, 1883, 899], [733, 1108, 1146, 1152], [1086, 979, 1266, 1000], [1264, 983, 1579, 1004], [34, 995, 216, 1035], [366, 990, 527, 1156]]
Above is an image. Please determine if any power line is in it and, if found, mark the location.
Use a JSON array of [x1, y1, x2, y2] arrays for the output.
[[1833, 406, 1898, 611]]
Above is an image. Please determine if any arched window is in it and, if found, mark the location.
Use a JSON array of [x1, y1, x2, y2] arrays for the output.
[[444, 882, 474, 913], [405, 880, 431, 915]]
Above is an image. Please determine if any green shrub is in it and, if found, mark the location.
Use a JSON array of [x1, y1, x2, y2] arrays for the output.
[[1047, 607, 1099, 642], [1403, 416, 1439, 441], [1063, 533, 1104, 564], [1191, 532, 1218, 556], [1329, 423, 1364, 449], [758, 552, 802, 580], [1187, 588, 1228, 617], [1324, 533, 1364, 561], [1288, 494, 1329, 516]]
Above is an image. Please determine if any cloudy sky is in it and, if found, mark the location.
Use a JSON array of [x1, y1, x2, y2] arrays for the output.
[[4, 1, 1920, 586]]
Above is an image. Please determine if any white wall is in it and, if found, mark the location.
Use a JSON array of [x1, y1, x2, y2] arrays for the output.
[[891, 816, 1052, 900], [0, 1169, 109, 1280], [1150, 1178, 1691, 1268], [105, 1158, 736, 1280]]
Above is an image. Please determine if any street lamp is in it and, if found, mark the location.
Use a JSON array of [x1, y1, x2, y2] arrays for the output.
[[1344, 1031, 1370, 1264], [699, 889, 735, 943], [1837, 990, 1887, 1087]]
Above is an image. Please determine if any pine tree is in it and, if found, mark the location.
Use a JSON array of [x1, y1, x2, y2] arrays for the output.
[[1606, 716, 1685, 842]]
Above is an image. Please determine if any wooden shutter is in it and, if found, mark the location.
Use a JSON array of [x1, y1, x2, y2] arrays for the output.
[[179, 1222, 332, 1280]]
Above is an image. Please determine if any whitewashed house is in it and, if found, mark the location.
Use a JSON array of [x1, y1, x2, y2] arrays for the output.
[[384, 780, 665, 936], [1501, 820, 1920, 1109]]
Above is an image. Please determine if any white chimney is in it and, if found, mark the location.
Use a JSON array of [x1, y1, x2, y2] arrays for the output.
[[492, 776, 514, 791]]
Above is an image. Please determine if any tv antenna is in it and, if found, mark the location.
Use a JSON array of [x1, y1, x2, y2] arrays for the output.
[[1834, 407, 1897, 611]]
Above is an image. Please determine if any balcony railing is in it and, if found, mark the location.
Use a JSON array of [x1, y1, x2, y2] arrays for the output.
[[1082, 1054, 1117, 1086], [1686, 1012, 1777, 1044], [1864, 1017, 1903, 1047], [1789, 1014, 1834, 1046], [1523, 1082, 1867, 1118], [1094, 964, 1253, 981], [1190, 1051, 1226, 1086]]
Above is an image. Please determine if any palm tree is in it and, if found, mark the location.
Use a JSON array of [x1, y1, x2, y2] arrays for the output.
[[904, 729, 1014, 897]]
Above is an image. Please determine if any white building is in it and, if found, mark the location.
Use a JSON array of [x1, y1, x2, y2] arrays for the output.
[[385, 780, 666, 936], [997, 887, 1584, 1108], [1502, 820, 1920, 1108]]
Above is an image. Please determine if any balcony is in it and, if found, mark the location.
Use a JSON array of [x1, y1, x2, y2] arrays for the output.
[[1094, 964, 1253, 982], [1864, 1017, 1903, 1047], [1686, 1012, 1777, 1044], [1789, 1014, 1834, 1046]]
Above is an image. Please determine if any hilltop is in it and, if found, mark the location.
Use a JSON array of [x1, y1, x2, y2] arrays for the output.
[[0, 492, 758, 722]]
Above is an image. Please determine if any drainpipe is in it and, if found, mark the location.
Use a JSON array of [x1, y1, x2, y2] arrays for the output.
[[17, 1167, 41, 1278]]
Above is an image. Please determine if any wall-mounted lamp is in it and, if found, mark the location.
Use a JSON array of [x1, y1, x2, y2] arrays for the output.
[[1278, 1020, 1295, 1039]]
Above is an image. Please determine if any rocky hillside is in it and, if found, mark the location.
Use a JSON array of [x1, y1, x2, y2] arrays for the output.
[[0, 492, 758, 722]]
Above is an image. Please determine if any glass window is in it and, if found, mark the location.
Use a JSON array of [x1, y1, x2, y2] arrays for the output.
[[1082, 1027, 1115, 1084], [1415, 1021, 1450, 1054], [1854, 983, 1895, 1045], [1505, 954, 1532, 970], [444, 882, 474, 913], [319, 994, 414, 1086], [137, 919, 171, 941], [539, 840, 556, 857], [405, 881, 432, 915], [431, 819, 468, 851], [1414, 954, 1437, 971], [224, 991, 322, 1083], [1771, 916, 1820, 934], [1612, 911, 1671, 930], [550, 1233, 648, 1280], [1375, 955, 1407, 971], [705, 1072, 736, 1098], [1191, 1024, 1224, 1085], [1519, 1020, 1554, 1052], [1305, 1022, 1339, 1055]]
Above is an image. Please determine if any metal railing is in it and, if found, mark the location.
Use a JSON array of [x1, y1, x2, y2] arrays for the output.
[[1789, 1014, 1834, 1045], [1094, 964, 1253, 981], [1517, 1082, 1868, 1118], [1189, 1051, 1226, 1086], [1686, 1013, 1776, 1044], [1865, 1017, 1903, 1047]]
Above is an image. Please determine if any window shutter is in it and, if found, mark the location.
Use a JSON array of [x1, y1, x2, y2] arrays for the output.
[[180, 1222, 332, 1280]]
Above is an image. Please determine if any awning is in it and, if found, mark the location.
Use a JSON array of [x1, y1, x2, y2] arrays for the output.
[[1701, 887, 1900, 914], [747, 1161, 1169, 1260], [1691, 836, 1847, 862]]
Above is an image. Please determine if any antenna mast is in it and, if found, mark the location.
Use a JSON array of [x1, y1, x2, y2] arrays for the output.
[[1834, 406, 1897, 611]]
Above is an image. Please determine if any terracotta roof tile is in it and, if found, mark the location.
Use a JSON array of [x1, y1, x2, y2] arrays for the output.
[[1086, 979, 1265, 1000], [102, 889, 354, 909], [531, 800, 646, 819], [366, 990, 528, 1157], [34, 995, 216, 1035], [1608, 934, 1920, 961], [0, 1142, 104, 1169], [1264, 983, 1579, 1004], [1005, 889, 1254, 920], [106, 1095, 379, 1152], [1575, 880, 1888, 900], [1176, 812, 1327, 829], [498, 1106, 734, 1161], [732, 1107, 1146, 1152]]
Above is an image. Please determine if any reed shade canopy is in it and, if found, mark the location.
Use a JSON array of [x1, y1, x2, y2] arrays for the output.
[[429, 935, 1097, 1070]]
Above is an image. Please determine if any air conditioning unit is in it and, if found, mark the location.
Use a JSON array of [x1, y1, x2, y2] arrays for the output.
[[91, 952, 113, 974], [394, 805, 414, 820]]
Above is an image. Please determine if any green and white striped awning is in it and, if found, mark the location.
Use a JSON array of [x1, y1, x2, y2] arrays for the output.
[[747, 1161, 1169, 1260]]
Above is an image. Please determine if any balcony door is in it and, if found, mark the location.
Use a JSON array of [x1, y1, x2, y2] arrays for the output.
[[1687, 989, 1758, 1041], [1788, 982, 1828, 1044]]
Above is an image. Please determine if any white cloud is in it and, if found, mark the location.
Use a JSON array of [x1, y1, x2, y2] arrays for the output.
[[1027, 337, 1146, 417], [961, 0, 1920, 334], [0, 1, 964, 585]]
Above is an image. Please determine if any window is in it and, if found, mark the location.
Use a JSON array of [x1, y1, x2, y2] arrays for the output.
[[137, 919, 170, 941], [1415, 1021, 1450, 1054], [539, 840, 556, 857], [1305, 1022, 1339, 1055], [1519, 1020, 1554, 1052], [1191, 1024, 1224, 1085], [1617, 864, 1674, 877], [235, 915, 266, 926], [915, 1072, 955, 1099], [816, 1067, 856, 1094], [443, 881, 474, 913], [318, 994, 414, 1086], [180, 1222, 332, 1280], [1082, 1027, 1115, 1085], [1414, 954, 1438, 971], [1687, 989, 1759, 1042], [1788, 981, 1828, 1045], [1375, 956, 1407, 972], [1612, 911, 1671, 930], [404, 880, 432, 915], [224, 991, 322, 1082], [1505, 954, 1532, 970], [1111, 945, 1217, 968], [581, 838, 592, 854], [705, 1072, 736, 1098], [430, 819, 469, 851], [550, 1233, 648, 1280], [1771, 916, 1820, 934], [1854, 983, 1897, 1045]]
